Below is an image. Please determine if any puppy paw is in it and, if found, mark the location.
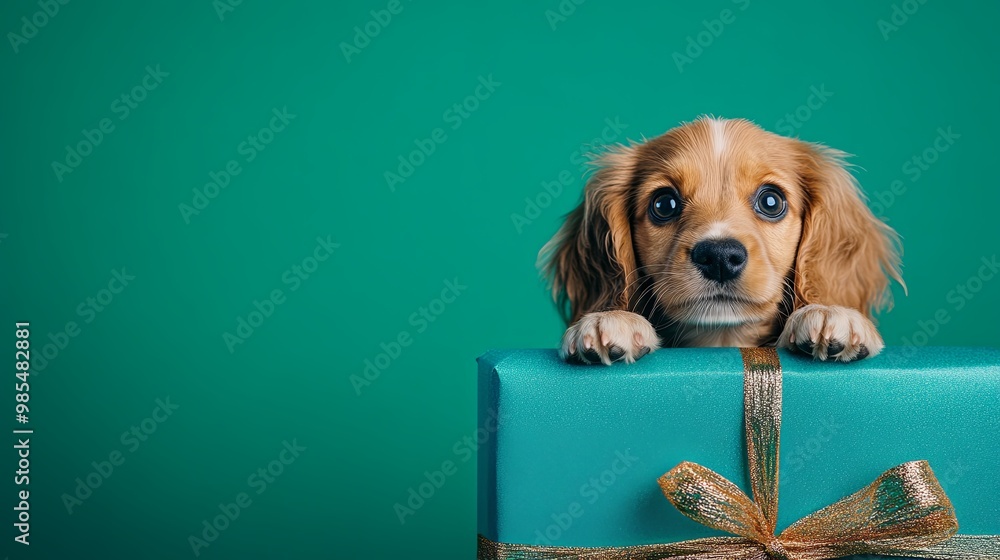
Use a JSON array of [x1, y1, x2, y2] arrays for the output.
[[777, 304, 883, 362], [560, 310, 660, 365]]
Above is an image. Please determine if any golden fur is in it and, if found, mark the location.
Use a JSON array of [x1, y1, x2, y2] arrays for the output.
[[541, 117, 903, 364]]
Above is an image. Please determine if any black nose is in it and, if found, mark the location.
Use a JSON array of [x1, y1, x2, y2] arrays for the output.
[[691, 239, 748, 283]]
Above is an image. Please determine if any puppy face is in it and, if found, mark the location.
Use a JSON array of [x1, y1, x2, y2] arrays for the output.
[[543, 117, 902, 344], [630, 119, 804, 327]]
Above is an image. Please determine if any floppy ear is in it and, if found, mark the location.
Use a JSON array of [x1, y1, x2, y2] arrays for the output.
[[539, 145, 640, 325], [794, 143, 904, 317]]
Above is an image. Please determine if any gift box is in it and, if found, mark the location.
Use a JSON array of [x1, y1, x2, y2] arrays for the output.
[[477, 346, 1000, 558]]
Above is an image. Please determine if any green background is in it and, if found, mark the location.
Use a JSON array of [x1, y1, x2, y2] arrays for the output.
[[2, 1, 998, 558]]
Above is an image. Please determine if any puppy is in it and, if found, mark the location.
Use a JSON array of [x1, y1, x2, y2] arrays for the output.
[[541, 117, 903, 364]]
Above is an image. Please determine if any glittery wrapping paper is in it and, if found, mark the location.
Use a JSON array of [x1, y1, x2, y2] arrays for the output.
[[476, 346, 1000, 558]]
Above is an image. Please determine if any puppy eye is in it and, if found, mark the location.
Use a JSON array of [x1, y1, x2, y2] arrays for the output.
[[753, 185, 787, 221], [649, 187, 683, 224]]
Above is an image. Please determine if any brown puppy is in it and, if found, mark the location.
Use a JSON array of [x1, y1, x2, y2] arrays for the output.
[[541, 117, 903, 364]]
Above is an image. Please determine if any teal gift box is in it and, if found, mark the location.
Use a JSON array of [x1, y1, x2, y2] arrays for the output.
[[477, 346, 1000, 557]]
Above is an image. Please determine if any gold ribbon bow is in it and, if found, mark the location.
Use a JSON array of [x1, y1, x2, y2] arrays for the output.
[[478, 348, 1000, 559]]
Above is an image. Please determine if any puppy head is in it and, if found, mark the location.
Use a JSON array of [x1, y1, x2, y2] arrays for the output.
[[542, 117, 902, 330]]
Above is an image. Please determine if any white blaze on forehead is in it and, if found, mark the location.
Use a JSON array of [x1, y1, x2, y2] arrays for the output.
[[703, 221, 730, 239], [710, 118, 728, 158]]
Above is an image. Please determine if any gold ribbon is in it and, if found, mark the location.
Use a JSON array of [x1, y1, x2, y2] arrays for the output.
[[478, 348, 1000, 559]]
